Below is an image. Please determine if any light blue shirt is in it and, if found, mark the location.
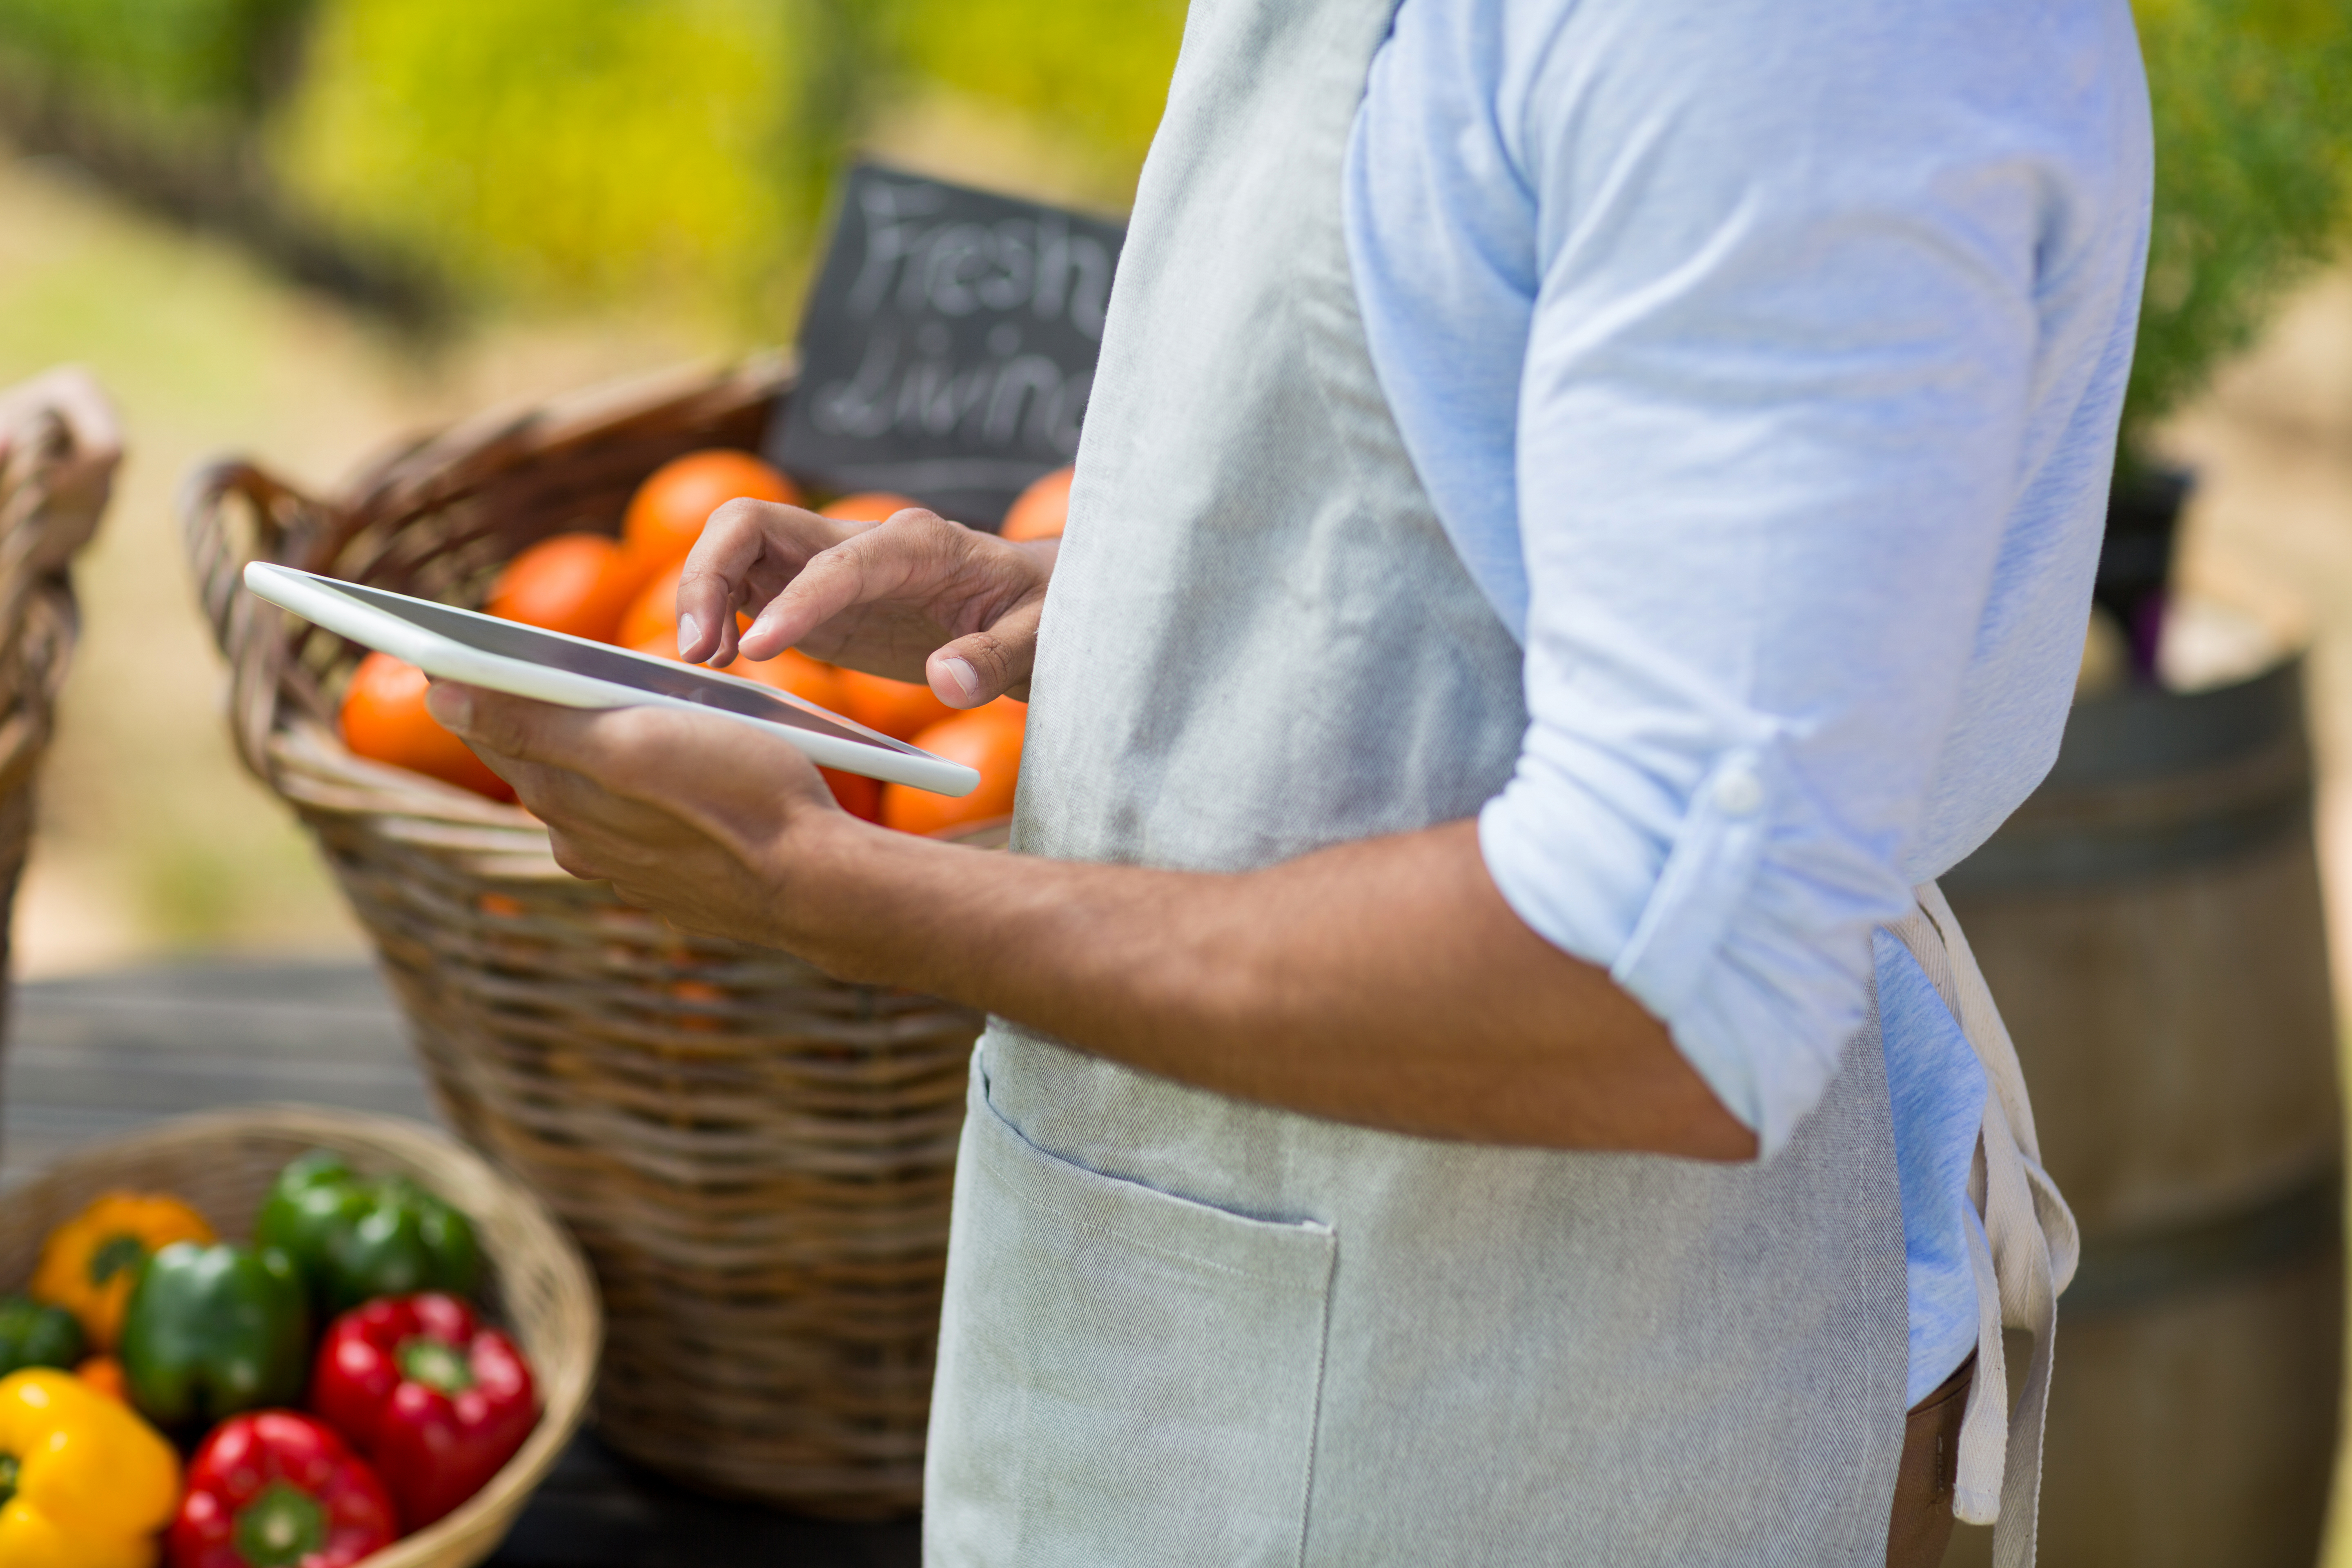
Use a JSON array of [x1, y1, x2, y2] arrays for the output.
[[1344, 0, 2150, 1401]]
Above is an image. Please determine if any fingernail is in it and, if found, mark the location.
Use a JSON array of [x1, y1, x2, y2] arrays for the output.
[[426, 683, 473, 730], [676, 613, 699, 657], [938, 656, 981, 703]]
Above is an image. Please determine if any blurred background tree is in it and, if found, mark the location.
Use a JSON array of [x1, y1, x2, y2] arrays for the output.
[[274, 0, 802, 313], [0, 0, 1187, 332], [0, 0, 2342, 404], [0, 0, 310, 126], [2124, 0, 2352, 457], [879, 0, 1185, 178], [0, 0, 432, 320]]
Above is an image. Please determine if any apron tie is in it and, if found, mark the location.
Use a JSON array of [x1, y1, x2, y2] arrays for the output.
[[1885, 881, 2080, 1568]]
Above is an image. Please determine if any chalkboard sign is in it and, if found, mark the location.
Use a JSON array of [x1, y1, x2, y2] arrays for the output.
[[770, 163, 1127, 529]]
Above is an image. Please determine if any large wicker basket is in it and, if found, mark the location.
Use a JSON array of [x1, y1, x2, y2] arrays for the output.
[[182, 358, 980, 1518], [0, 368, 114, 1071], [0, 1105, 599, 1568]]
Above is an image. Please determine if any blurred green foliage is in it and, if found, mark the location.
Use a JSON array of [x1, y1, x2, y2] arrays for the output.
[[0, 0, 309, 121], [881, 0, 1186, 177], [0, 0, 2343, 438], [2126, 0, 2352, 450], [0, 0, 1183, 322], [274, 0, 801, 308], [270, 0, 1183, 318]]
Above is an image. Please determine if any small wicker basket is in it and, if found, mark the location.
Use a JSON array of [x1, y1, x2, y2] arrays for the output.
[[182, 358, 980, 1518], [0, 368, 114, 1074], [0, 1104, 599, 1568]]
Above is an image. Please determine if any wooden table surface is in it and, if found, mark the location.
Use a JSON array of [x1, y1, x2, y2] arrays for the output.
[[4, 960, 922, 1568]]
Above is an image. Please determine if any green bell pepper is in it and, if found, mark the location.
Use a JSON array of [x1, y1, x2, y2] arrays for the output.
[[0, 1294, 84, 1376], [119, 1242, 308, 1429], [254, 1150, 480, 1314]]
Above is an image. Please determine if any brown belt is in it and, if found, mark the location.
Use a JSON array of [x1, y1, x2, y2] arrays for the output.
[[1888, 1352, 1978, 1568]]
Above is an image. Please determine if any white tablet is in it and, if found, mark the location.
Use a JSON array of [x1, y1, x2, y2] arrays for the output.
[[245, 561, 981, 797]]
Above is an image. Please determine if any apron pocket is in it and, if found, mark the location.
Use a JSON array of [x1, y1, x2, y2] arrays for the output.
[[925, 1062, 1336, 1568]]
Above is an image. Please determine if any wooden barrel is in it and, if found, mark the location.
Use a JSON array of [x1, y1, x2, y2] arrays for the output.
[[1939, 655, 2343, 1568]]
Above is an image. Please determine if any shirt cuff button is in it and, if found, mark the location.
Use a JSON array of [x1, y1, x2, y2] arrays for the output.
[[1713, 767, 1765, 819]]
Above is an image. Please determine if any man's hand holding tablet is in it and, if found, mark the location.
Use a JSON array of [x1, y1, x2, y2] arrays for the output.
[[243, 513, 1049, 798], [243, 496, 1054, 952]]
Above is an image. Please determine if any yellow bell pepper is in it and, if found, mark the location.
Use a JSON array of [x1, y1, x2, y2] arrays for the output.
[[30, 1193, 214, 1351], [0, 1368, 180, 1568]]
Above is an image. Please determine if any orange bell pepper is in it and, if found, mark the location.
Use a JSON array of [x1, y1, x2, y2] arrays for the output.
[[30, 1194, 214, 1352]]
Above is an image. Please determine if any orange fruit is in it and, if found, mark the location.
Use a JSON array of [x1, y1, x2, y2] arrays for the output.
[[619, 561, 687, 651], [486, 532, 640, 644], [623, 626, 684, 663], [820, 767, 883, 821], [340, 650, 516, 801], [881, 701, 1027, 835], [819, 491, 923, 524], [1000, 466, 1073, 542], [833, 667, 958, 741], [624, 450, 801, 579], [620, 561, 748, 653], [623, 567, 839, 697]]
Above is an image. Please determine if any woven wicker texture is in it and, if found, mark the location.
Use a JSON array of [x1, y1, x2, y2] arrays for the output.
[[183, 358, 980, 1517], [0, 369, 113, 1072], [0, 1104, 599, 1568]]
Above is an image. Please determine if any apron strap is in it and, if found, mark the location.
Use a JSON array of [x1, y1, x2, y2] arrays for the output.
[[1884, 881, 2081, 1568]]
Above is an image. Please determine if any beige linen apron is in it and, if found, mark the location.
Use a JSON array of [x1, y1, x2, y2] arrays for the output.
[[921, 0, 2070, 1562]]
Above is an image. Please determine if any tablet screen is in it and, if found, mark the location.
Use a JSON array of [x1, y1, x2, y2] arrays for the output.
[[319, 578, 925, 755]]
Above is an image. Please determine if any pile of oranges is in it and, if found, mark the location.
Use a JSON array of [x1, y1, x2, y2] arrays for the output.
[[336, 453, 1071, 839]]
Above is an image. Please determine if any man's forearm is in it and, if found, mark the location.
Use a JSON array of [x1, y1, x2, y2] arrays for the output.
[[776, 815, 1756, 1159]]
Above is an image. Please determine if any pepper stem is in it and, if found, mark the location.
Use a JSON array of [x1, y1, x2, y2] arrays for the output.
[[88, 1233, 147, 1285], [397, 1333, 477, 1394], [234, 1481, 327, 1568], [0, 1451, 18, 1508]]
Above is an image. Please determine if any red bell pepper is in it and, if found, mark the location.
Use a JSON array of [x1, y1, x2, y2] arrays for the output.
[[169, 1410, 399, 1568], [309, 1292, 538, 1528]]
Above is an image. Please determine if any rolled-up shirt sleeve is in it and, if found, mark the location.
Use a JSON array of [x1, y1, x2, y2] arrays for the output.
[[1473, 2, 2048, 1154]]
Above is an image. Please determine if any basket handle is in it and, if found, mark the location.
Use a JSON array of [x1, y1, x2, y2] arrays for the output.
[[0, 366, 118, 573], [180, 458, 342, 783], [0, 369, 120, 796], [0, 368, 118, 624]]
